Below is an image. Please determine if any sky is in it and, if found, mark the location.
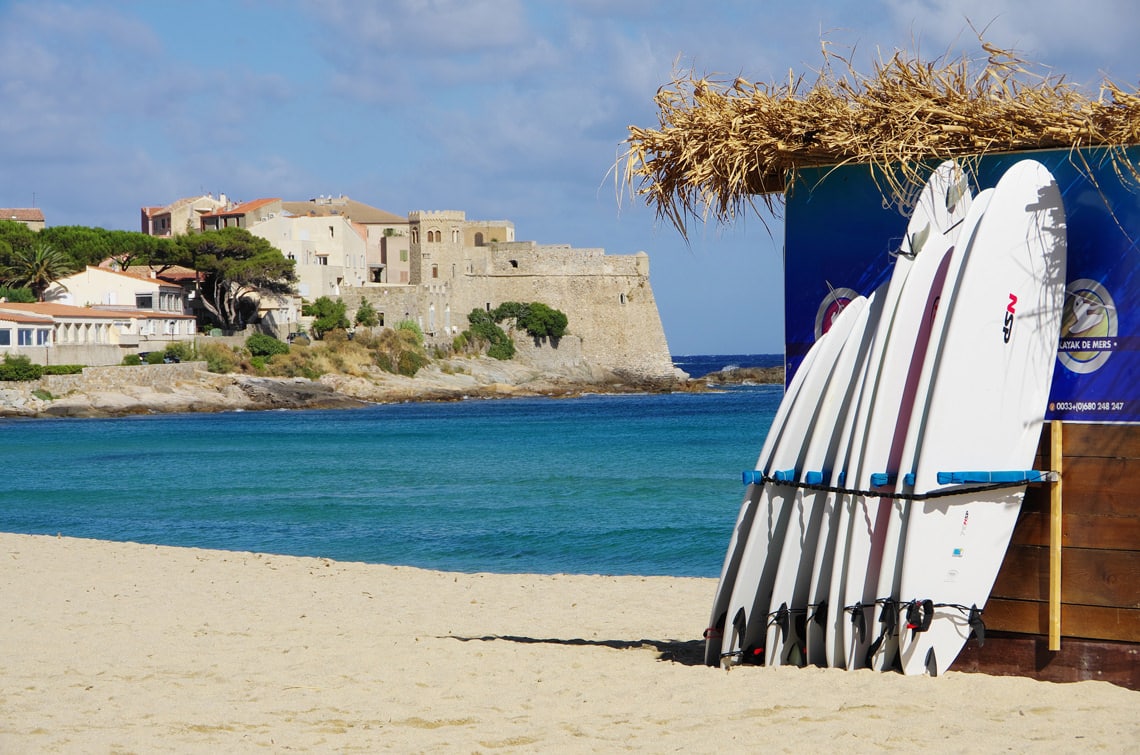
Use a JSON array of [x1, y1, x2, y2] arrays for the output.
[[3, 1, 1140, 355]]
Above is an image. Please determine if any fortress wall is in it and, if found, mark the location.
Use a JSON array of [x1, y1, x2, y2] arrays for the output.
[[453, 266, 675, 381], [340, 286, 423, 327]]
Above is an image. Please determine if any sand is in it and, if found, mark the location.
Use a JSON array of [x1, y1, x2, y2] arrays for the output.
[[1, 533, 1135, 753]]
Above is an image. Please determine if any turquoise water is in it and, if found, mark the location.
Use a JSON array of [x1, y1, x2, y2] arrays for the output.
[[0, 355, 782, 577]]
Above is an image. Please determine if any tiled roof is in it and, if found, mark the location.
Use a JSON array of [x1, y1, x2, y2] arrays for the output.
[[281, 196, 406, 224], [1, 208, 45, 222], [0, 302, 121, 319], [201, 197, 279, 218], [0, 308, 53, 323], [126, 265, 200, 282], [71, 265, 168, 285], [0, 302, 193, 321]]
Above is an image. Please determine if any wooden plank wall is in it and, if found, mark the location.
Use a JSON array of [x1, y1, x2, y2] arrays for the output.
[[952, 423, 1140, 689]]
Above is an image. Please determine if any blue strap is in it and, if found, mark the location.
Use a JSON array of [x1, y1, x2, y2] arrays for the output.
[[805, 471, 824, 485], [869, 472, 914, 487], [740, 469, 798, 485], [936, 470, 1049, 485]]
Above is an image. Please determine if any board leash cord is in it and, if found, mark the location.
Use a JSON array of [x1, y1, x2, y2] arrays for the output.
[[741, 470, 1055, 501], [843, 599, 985, 669], [847, 598, 986, 643]]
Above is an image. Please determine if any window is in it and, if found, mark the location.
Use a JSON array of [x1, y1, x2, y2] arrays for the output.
[[400, 250, 408, 262], [431, 264, 438, 279], [0, 330, 10, 346], [329, 225, 335, 238], [474, 232, 484, 246], [316, 255, 329, 266], [36, 329, 50, 345], [18, 329, 33, 346], [136, 294, 154, 309]]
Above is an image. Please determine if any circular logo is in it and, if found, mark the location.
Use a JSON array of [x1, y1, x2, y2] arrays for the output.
[[1057, 279, 1117, 375], [814, 287, 860, 339]]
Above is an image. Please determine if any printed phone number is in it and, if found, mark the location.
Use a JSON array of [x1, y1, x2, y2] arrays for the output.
[[1051, 401, 1125, 412]]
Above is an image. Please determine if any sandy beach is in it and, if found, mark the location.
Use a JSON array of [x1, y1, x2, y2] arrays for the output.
[[1, 533, 1135, 753]]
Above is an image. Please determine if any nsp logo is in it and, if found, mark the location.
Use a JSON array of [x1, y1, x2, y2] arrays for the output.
[[1002, 293, 1018, 343]]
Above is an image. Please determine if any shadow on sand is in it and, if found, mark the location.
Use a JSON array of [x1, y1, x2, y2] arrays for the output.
[[448, 635, 707, 666]]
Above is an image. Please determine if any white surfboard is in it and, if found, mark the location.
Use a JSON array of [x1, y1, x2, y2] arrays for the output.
[[866, 185, 994, 670], [895, 159, 1067, 676], [763, 292, 878, 666], [702, 343, 822, 666], [720, 296, 868, 666], [800, 362, 868, 667], [811, 161, 973, 668], [837, 162, 975, 670]]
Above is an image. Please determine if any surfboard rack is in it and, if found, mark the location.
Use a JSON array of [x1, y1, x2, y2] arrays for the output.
[[934, 470, 1056, 484], [742, 470, 1056, 500], [866, 470, 1058, 487]]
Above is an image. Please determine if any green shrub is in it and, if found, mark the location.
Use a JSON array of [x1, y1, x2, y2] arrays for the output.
[[464, 308, 514, 360], [122, 354, 142, 366], [372, 326, 429, 376], [32, 388, 53, 401], [41, 364, 84, 375], [395, 319, 423, 344], [518, 302, 568, 338], [397, 348, 429, 376], [145, 351, 165, 365], [305, 296, 350, 339], [0, 285, 35, 303], [197, 341, 239, 374], [487, 339, 515, 360], [164, 341, 197, 362], [250, 355, 268, 371], [246, 332, 290, 357], [491, 301, 568, 339], [354, 299, 380, 327], [0, 354, 43, 381]]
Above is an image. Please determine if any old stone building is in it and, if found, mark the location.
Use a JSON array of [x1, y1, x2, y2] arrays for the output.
[[142, 195, 676, 381]]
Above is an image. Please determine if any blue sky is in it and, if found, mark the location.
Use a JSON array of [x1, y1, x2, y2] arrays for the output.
[[3, 1, 1139, 354]]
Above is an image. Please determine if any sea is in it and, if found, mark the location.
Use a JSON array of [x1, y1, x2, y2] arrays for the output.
[[0, 354, 784, 578]]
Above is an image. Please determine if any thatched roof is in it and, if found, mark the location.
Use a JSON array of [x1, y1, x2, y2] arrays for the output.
[[621, 43, 1140, 238]]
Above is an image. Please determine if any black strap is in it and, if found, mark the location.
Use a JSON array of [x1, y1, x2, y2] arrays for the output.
[[848, 601, 867, 644], [906, 599, 935, 633], [968, 604, 986, 647]]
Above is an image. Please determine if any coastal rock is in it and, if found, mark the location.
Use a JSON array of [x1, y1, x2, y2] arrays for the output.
[[0, 356, 692, 419], [700, 365, 784, 385]]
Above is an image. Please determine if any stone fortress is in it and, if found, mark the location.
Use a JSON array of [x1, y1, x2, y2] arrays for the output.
[[141, 196, 677, 382]]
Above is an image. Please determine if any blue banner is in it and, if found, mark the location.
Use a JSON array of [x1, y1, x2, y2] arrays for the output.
[[784, 147, 1139, 423]]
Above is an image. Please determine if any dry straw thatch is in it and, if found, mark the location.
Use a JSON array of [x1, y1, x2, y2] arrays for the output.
[[621, 42, 1140, 238]]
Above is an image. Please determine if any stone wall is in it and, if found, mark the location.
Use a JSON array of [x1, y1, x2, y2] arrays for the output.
[[40, 362, 208, 394]]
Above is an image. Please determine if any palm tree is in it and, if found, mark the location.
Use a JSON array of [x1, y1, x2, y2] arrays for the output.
[[1, 241, 74, 301]]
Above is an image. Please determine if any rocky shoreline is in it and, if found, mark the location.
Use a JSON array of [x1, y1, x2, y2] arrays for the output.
[[0, 358, 784, 420]]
